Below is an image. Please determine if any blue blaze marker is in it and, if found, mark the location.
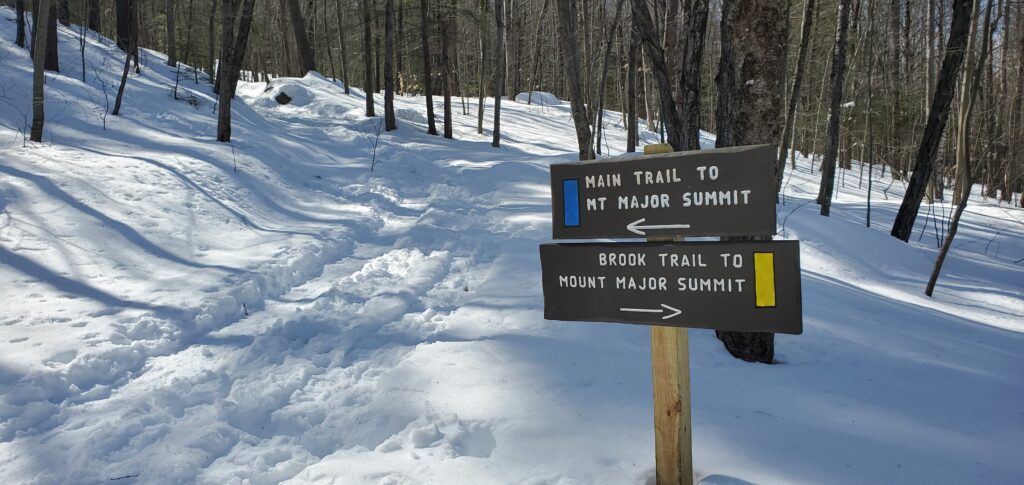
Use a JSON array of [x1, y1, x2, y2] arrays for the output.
[[563, 179, 580, 227]]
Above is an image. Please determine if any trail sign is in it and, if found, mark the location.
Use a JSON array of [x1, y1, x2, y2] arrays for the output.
[[540, 240, 802, 334], [550, 144, 777, 239]]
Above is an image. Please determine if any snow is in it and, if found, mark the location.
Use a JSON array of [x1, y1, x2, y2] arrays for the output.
[[1, 7, 1023, 484]]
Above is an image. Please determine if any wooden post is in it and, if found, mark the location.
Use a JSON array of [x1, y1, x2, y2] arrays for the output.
[[651, 324, 693, 485], [643, 142, 693, 485]]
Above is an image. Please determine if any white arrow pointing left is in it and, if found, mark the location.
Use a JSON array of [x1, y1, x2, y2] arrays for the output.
[[626, 218, 692, 236], [619, 304, 683, 320]]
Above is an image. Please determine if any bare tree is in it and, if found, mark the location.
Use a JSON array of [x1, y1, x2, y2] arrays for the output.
[[890, 0, 975, 241], [362, 0, 375, 116], [927, 0, 994, 296], [492, 0, 505, 147], [15, 0, 26, 48], [282, 0, 317, 73], [777, 0, 817, 190], [32, 0, 59, 71], [440, 0, 453, 138], [555, 0, 592, 160], [217, 0, 258, 142], [335, 0, 351, 94], [816, 0, 853, 217], [87, 0, 100, 32], [384, 0, 397, 130], [30, 0, 52, 142], [166, 0, 177, 66]]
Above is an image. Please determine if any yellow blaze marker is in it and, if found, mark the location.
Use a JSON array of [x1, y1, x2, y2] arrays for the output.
[[754, 252, 776, 308]]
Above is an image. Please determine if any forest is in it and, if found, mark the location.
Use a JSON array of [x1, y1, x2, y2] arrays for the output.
[[2, 1, 1023, 483]]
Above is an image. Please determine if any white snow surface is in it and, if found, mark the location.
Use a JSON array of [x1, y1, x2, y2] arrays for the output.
[[1, 8, 1023, 484]]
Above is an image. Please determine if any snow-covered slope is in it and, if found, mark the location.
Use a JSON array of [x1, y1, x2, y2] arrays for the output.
[[1, 8, 1023, 484]]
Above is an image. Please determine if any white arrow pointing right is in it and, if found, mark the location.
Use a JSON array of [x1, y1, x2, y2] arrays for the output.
[[620, 304, 682, 320]]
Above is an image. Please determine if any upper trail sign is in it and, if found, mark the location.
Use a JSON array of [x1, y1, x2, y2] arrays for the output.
[[550, 144, 778, 239]]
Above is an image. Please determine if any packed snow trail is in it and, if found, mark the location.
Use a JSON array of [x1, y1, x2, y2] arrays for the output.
[[2, 9, 1023, 484]]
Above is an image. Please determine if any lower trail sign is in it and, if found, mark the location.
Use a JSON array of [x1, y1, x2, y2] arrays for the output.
[[540, 240, 802, 334]]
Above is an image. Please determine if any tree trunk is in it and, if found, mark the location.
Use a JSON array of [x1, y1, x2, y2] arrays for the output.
[[526, 0, 550, 104], [117, 0, 132, 52], [335, 0, 350, 94], [15, 0, 26, 48], [890, 0, 974, 242], [714, 0, 786, 364], [217, 0, 257, 142], [87, 0, 100, 32], [677, 0, 709, 151], [953, 0, 985, 205], [384, 0, 397, 130], [166, 0, 177, 66], [492, 0, 506, 147], [207, 0, 217, 82], [32, 0, 59, 71], [419, 0, 436, 133], [282, 0, 317, 74], [440, 0, 453, 138], [816, 0, 853, 217], [626, 26, 638, 152], [555, 0, 592, 160], [777, 0, 816, 191], [476, 0, 487, 134], [56, 0, 67, 25], [362, 0, 375, 116], [630, 0, 683, 150], [30, 0, 51, 142]]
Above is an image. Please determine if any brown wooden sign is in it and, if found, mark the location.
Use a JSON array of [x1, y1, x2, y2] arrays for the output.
[[550, 144, 778, 239], [540, 240, 802, 334]]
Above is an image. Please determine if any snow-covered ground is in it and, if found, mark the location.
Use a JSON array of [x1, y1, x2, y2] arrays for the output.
[[1, 8, 1023, 484]]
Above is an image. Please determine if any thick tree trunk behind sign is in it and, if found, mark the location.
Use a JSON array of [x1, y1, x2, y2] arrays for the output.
[[555, 0, 592, 160], [713, 0, 785, 364], [816, 0, 853, 217], [890, 0, 974, 241], [282, 0, 317, 74]]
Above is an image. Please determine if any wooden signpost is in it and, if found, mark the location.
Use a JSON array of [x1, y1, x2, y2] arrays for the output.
[[541, 144, 803, 485]]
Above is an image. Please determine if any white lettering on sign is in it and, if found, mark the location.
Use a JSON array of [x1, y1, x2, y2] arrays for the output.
[[599, 252, 647, 267], [586, 197, 607, 211], [681, 189, 752, 207], [615, 276, 668, 291], [696, 165, 720, 181], [585, 173, 622, 189], [559, 275, 607, 289], [720, 253, 744, 268], [676, 277, 746, 293], [618, 194, 671, 210], [632, 169, 682, 185], [657, 253, 708, 268]]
